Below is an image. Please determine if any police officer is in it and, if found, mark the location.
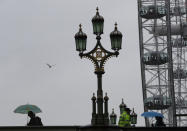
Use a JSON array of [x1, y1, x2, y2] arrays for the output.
[[118, 107, 131, 127]]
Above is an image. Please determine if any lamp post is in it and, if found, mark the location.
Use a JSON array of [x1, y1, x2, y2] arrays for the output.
[[74, 7, 123, 126]]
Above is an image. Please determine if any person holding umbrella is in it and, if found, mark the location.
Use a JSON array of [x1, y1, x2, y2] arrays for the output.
[[14, 104, 43, 126], [27, 111, 43, 126], [141, 111, 165, 127], [155, 116, 165, 127]]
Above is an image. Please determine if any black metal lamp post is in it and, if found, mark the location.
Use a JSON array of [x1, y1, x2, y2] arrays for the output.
[[130, 108, 137, 127], [74, 7, 123, 126]]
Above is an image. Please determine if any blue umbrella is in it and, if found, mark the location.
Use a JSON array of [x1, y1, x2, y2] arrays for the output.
[[141, 111, 164, 118], [14, 104, 42, 114]]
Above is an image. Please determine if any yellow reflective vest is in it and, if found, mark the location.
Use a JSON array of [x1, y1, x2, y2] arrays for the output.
[[118, 111, 131, 127]]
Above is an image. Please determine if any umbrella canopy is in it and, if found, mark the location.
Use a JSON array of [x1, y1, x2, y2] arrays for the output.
[[141, 111, 164, 118], [14, 104, 42, 114]]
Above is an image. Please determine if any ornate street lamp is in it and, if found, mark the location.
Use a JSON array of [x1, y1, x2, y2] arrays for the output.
[[74, 7, 123, 126], [74, 24, 87, 52], [92, 7, 104, 35], [110, 108, 117, 125], [110, 23, 122, 51], [130, 108, 137, 126]]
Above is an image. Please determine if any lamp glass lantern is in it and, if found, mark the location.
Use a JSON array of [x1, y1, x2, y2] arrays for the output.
[[130, 108, 137, 125], [92, 7, 104, 35], [110, 23, 122, 51], [110, 109, 117, 125], [119, 99, 126, 114], [74, 24, 87, 52]]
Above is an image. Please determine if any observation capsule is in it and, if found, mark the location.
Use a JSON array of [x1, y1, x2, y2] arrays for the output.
[[175, 96, 187, 108], [150, 24, 187, 39], [139, 5, 166, 19], [171, 38, 187, 48], [170, 6, 186, 16], [182, 96, 187, 108], [173, 68, 187, 79], [143, 51, 168, 65], [144, 95, 171, 110], [182, 24, 187, 40], [150, 24, 181, 36]]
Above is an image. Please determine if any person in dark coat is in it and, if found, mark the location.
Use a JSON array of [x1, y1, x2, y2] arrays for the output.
[[155, 116, 165, 127], [27, 111, 43, 126]]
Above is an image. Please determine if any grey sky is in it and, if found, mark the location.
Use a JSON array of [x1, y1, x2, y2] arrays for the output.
[[0, 0, 144, 126]]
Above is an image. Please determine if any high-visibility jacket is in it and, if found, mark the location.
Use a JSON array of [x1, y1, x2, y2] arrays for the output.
[[118, 111, 131, 127]]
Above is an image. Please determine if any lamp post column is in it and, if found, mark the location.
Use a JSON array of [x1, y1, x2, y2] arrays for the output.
[[96, 71, 104, 124], [104, 93, 109, 125], [91, 93, 96, 125]]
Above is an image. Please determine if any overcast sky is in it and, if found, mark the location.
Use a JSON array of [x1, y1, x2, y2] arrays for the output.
[[0, 0, 144, 126]]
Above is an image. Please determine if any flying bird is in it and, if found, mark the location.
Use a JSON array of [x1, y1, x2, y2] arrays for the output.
[[46, 63, 55, 68]]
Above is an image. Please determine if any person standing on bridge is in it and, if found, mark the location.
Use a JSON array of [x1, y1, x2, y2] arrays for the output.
[[27, 111, 43, 126], [118, 107, 131, 127], [155, 116, 165, 127]]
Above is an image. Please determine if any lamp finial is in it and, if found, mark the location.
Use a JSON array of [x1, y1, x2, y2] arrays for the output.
[[96, 7, 99, 12], [115, 22, 118, 30], [79, 24, 82, 31]]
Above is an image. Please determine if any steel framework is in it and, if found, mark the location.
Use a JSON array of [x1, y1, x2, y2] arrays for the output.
[[138, 0, 187, 127]]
